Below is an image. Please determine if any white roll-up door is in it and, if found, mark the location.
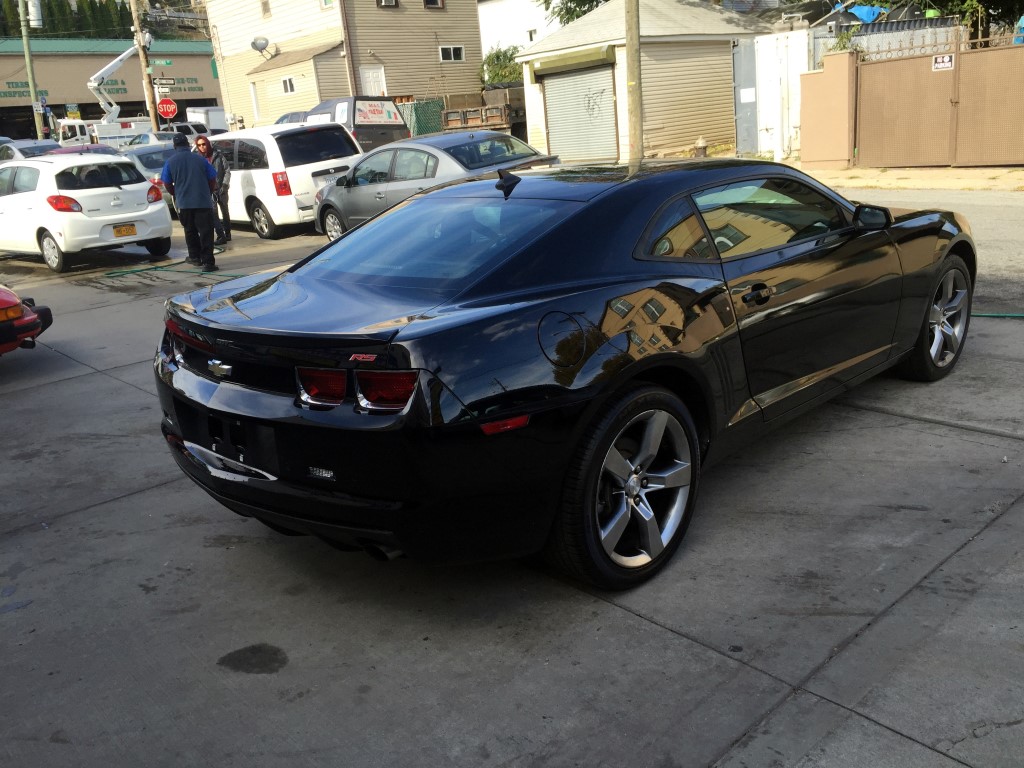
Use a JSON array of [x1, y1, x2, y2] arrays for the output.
[[542, 67, 617, 163]]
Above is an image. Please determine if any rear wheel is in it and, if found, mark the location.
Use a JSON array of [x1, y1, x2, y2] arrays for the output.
[[547, 385, 700, 590], [899, 255, 972, 381], [248, 200, 279, 239], [40, 230, 67, 273], [322, 208, 345, 241], [145, 236, 172, 258]]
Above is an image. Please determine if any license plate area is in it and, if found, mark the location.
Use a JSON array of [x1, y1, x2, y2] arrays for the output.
[[205, 414, 280, 475], [113, 223, 137, 237]]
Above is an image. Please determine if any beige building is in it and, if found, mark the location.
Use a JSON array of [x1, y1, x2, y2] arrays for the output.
[[205, 0, 484, 127]]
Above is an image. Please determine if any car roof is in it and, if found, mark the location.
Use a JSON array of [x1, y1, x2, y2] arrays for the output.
[[11, 139, 60, 147], [395, 130, 521, 151], [211, 122, 352, 141], [10, 153, 138, 170]]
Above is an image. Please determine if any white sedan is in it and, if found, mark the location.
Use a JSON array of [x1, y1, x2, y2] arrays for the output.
[[0, 153, 173, 272]]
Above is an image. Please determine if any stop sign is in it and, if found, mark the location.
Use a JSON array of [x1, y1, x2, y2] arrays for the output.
[[156, 98, 178, 119]]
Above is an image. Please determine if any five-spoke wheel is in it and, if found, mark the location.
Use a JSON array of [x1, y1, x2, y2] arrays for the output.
[[900, 255, 972, 381]]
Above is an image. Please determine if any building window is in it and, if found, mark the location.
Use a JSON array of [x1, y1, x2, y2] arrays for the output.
[[439, 45, 465, 62], [282, 77, 295, 93], [642, 298, 665, 322], [261, 0, 271, 16], [377, 0, 398, 7], [424, 0, 444, 7], [321, 0, 334, 6], [610, 298, 633, 318]]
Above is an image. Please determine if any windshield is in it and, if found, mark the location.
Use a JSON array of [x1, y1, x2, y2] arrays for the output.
[[278, 126, 360, 167], [296, 196, 576, 289], [444, 135, 539, 170], [20, 142, 60, 158]]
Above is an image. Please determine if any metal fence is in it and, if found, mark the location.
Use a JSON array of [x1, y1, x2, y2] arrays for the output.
[[810, 16, 960, 68], [397, 99, 445, 136]]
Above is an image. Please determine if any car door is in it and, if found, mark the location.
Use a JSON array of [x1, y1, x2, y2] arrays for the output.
[[693, 176, 902, 420], [384, 149, 438, 208], [0, 166, 18, 251], [7, 166, 44, 252], [339, 149, 394, 227]]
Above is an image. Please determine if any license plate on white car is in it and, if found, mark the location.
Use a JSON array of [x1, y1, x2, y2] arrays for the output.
[[113, 224, 137, 238]]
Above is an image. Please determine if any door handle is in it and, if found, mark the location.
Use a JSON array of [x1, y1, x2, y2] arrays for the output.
[[375, 192, 385, 200], [741, 284, 772, 305]]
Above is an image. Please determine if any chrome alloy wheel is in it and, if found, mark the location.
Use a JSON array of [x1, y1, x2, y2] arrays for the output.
[[324, 210, 345, 241], [928, 268, 969, 368], [596, 408, 692, 569], [251, 206, 270, 236]]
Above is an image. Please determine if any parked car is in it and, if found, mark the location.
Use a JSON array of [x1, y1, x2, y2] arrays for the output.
[[210, 122, 361, 239], [305, 96, 410, 151], [0, 139, 61, 161], [0, 136, 13, 145], [121, 144, 179, 217], [125, 131, 178, 147], [0, 154, 173, 272], [45, 144, 120, 155], [0, 284, 52, 357], [274, 111, 308, 124], [314, 130, 555, 239], [166, 122, 208, 144], [154, 159, 976, 589]]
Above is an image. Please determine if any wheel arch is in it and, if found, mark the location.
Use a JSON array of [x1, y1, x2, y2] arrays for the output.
[[946, 237, 977, 286]]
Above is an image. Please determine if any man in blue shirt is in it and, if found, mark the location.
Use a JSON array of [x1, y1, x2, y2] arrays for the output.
[[161, 133, 219, 272]]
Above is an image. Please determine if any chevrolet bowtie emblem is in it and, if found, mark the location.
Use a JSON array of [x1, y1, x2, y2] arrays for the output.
[[208, 359, 232, 377]]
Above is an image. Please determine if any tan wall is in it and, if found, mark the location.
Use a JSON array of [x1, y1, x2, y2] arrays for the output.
[[799, 51, 856, 170]]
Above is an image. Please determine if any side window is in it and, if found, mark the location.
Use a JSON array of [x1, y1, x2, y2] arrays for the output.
[[693, 177, 845, 258], [0, 146, 12, 161], [12, 167, 40, 194], [0, 167, 15, 195], [236, 139, 268, 170], [354, 150, 394, 185], [645, 197, 715, 260], [213, 140, 235, 169], [392, 149, 436, 181]]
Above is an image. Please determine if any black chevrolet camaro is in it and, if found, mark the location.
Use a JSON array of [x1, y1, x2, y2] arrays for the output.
[[155, 160, 976, 589]]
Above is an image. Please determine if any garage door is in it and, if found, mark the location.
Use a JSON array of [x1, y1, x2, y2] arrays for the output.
[[542, 67, 617, 163]]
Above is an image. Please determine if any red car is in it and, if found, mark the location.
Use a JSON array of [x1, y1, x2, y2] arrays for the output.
[[0, 284, 52, 356]]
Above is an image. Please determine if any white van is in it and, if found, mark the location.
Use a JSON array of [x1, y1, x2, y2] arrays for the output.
[[210, 123, 362, 239]]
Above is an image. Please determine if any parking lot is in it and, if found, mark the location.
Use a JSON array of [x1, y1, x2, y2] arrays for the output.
[[1, 186, 1023, 767]]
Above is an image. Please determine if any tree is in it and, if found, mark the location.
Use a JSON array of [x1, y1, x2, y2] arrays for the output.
[[481, 45, 523, 85], [538, 0, 608, 26]]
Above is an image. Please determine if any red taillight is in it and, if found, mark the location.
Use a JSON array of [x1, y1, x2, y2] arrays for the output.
[[356, 371, 417, 409], [297, 367, 347, 406], [273, 171, 292, 196], [47, 195, 82, 213], [165, 317, 215, 354], [147, 184, 163, 203], [480, 414, 531, 436]]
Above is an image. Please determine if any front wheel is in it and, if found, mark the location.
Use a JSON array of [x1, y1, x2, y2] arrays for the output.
[[322, 208, 346, 241], [40, 230, 67, 273], [248, 200, 279, 239], [547, 386, 700, 590], [144, 236, 172, 258], [899, 254, 972, 382]]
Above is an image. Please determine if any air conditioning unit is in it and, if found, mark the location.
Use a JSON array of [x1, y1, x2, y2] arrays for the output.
[[380, 0, 398, 6]]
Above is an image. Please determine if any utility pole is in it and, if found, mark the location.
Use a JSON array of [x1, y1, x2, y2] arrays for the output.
[[128, 0, 161, 131], [625, 0, 643, 167], [17, 0, 44, 139]]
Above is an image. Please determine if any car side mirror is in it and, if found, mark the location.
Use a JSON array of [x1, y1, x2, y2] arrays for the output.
[[853, 204, 891, 230]]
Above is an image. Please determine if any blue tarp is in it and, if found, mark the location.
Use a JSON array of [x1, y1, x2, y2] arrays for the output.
[[834, 3, 888, 23]]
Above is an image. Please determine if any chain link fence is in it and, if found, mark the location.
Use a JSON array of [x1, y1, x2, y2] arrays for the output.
[[397, 99, 445, 136]]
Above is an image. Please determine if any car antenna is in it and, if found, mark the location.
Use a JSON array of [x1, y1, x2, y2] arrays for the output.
[[495, 169, 520, 199]]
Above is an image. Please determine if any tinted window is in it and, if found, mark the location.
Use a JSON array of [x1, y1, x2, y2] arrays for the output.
[[0, 146, 13, 161], [12, 167, 39, 193], [236, 139, 268, 170], [354, 151, 394, 185], [392, 149, 436, 181], [56, 163, 145, 190], [297, 197, 574, 288], [136, 148, 175, 171], [645, 197, 715, 260], [277, 126, 360, 167], [20, 142, 59, 158], [693, 178, 845, 258], [444, 135, 539, 170], [212, 140, 235, 168]]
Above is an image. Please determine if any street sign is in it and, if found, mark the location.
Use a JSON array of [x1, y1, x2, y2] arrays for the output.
[[156, 98, 178, 119], [32, 101, 43, 113], [152, 59, 173, 66], [152, 77, 176, 86], [157, 87, 171, 95]]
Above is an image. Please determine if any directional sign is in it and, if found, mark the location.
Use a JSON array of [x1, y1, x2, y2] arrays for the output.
[[156, 98, 178, 119], [151, 59, 173, 66], [157, 87, 171, 95], [153, 77, 176, 86]]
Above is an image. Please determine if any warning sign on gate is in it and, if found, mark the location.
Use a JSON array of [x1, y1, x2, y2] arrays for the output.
[[932, 54, 955, 71]]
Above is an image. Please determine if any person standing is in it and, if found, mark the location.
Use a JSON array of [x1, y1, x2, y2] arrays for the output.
[[195, 136, 231, 245], [161, 133, 218, 272]]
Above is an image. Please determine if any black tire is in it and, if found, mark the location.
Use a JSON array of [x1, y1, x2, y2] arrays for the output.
[[322, 208, 346, 241], [40, 230, 67, 273], [145, 236, 172, 258], [899, 255, 972, 382], [248, 200, 279, 239], [547, 385, 701, 590]]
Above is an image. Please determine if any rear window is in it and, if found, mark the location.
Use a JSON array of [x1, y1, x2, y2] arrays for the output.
[[136, 148, 175, 170], [444, 135, 540, 170], [56, 162, 146, 190], [296, 196, 575, 288], [20, 142, 59, 158], [277, 127, 360, 167]]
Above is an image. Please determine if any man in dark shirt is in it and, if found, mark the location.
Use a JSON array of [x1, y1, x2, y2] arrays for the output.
[[161, 133, 219, 272]]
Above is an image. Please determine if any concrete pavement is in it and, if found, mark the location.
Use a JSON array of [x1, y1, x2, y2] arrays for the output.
[[1, 192, 1023, 766]]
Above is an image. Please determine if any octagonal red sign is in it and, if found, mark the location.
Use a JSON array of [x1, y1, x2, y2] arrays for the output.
[[156, 98, 178, 119]]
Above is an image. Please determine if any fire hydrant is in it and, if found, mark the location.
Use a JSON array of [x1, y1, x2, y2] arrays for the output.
[[694, 136, 708, 158]]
